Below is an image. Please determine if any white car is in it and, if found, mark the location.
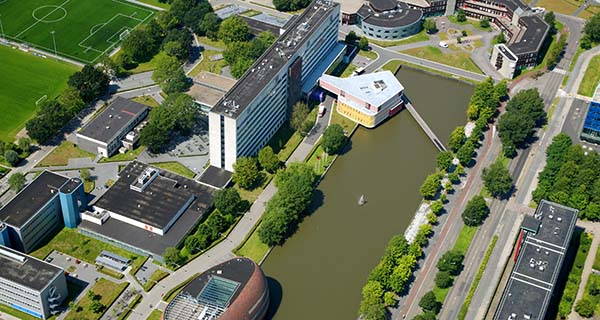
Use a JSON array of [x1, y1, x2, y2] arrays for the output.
[[439, 41, 449, 48]]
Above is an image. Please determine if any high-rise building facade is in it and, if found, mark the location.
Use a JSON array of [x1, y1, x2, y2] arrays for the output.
[[209, 0, 340, 171]]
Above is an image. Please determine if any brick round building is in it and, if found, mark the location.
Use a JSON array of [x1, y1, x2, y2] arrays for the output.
[[162, 257, 269, 320]]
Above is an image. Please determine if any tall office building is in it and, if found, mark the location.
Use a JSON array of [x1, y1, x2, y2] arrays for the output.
[[209, 0, 340, 171]]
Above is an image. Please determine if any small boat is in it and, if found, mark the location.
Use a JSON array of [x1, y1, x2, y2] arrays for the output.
[[359, 194, 366, 206]]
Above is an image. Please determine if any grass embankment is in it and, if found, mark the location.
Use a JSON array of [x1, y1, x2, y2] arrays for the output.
[[234, 220, 270, 262], [146, 309, 162, 320], [131, 96, 160, 108], [143, 269, 170, 292], [99, 146, 145, 163], [578, 55, 600, 97], [381, 60, 403, 73], [151, 161, 196, 179], [369, 29, 430, 47], [556, 231, 593, 317], [268, 123, 303, 162], [433, 225, 478, 303], [305, 145, 335, 176], [0, 45, 78, 142], [31, 227, 146, 274], [457, 235, 498, 319], [0, 304, 40, 320], [65, 279, 128, 320], [401, 46, 483, 74], [37, 141, 95, 167]]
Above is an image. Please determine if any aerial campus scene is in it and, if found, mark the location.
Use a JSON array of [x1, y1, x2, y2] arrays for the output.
[[3, 0, 600, 320]]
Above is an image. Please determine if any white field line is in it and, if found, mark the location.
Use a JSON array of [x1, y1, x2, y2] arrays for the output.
[[16, 0, 71, 38]]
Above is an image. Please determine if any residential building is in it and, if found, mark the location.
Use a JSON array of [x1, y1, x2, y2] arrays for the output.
[[208, 0, 340, 171], [493, 200, 578, 320], [0, 171, 86, 253], [163, 257, 269, 320], [79, 161, 215, 261], [356, 0, 424, 40], [0, 246, 68, 319], [456, 0, 550, 78], [580, 83, 600, 144], [76, 97, 149, 157], [319, 71, 405, 128]]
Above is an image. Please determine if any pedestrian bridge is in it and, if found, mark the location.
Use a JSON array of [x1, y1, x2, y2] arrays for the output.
[[404, 99, 447, 152]]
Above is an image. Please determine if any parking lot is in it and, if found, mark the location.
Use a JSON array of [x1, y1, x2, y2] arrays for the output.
[[135, 258, 163, 286], [47, 251, 105, 286]]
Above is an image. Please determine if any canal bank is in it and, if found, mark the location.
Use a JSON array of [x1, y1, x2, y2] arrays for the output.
[[262, 68, 474, 319]]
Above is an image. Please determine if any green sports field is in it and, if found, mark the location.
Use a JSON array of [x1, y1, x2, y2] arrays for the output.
[[0, 44, 78, 142], [0, 0, 154, 63]]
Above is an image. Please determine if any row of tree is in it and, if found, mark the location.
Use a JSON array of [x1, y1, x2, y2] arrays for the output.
[[273, 0, 311, 12], [358, 224, 434, 320], [258, 163, 317, 246], [580, 12, 600, 49], [532, 133, 600, 220], [26, 65, 109, 144]]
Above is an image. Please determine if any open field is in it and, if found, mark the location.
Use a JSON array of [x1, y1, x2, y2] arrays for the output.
[[37, 141, 95, 167], [401, 46, 483, 74], [536, 0, 580, 15], [0, 45, 78, 142], [578, 55, 600, 97], [0, 0, 154, 63]]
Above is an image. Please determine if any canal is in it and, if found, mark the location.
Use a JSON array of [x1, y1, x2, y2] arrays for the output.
[[263, 68, 474, 319]]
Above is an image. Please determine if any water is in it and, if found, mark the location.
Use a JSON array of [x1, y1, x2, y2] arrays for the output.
[[263, 67, 474, 320]]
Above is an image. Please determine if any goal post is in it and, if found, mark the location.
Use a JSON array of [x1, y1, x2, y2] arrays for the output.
[[119, 29, 131, 41]]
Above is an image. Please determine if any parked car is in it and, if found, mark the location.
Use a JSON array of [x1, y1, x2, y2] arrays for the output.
[[439, 41, 449, 48]]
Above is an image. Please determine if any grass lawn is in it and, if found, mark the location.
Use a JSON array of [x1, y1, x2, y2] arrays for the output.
[[188, 49, 228, 76], [235, 173, 272, 203], [341, 63, 358, 78], [582, 273, 600, 314], [381, 59, 402, 73], [197, 36, 228, 50], [401, 46, 483, 74], [368, 29, 430, 47], [267, 121, 305, 162], [65, 279, 128, 320], [305, 144, 334, 175], [453, 225, 478, 254], [151, 161, 196, 178], [593, 240, 600, 270], [37, 141, 95, 167], [131, 96, 160, 108], [31, 227, 146, 273], [235, 223, 270, 262], [146, 309, 162, 320], [143, 269, 170, 292], [99, 146, 145, 163], [118, 50, 164, 74], [137, 0, 170, 9], [0, 0, 154, 64], [0, 45, 78, 142], [240, 9, 262, 17], [358, 49, 378, 60], [536, 0, 580, 15], [578, 55, 600, 97], [579, 5, 600, 19], [557, 231, 592, 318], [447, 16, 492, 32], [331, 101, 358, 133], [0, 303, 40, 320]]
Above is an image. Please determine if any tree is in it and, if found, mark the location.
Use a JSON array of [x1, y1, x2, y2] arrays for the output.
[[258, 146, 279, 173], [456, 9, 467, 22], [359, 281, 384, 316], [4, 150, 19, 166], [345, 31, 359, 44], [389, 260, 413, 293], [575, 298, 595, 318], [80, 168, 91, 182], [482, 159, 513, 198], [322, 124, 347, 155], [141, 93, 196, 152], [233, 157, 260, 189], [214, 188, 243, 215], [183, 1, 213, 32], [420, 172, 442, 199], [68, 65, 110, 102], [218, 16, 250, 44], [58, 87, 85, 115], [461, 195, 489, 226], [358, 36, 369, 51], [494, 32, 506, 44], [430, 200, 443, 215], [436, 151, 454, 172], [480, 18, 490, 28], [273, 0, 310, 11], [8, 173, 25, 192], [413, 312, 437, 320], [198, 12, 221, 40], [290, 102, 310, 131], [584, 13, 600, 43], [120, 27, 161, 63], [494, 79, 508, 100], [456, 140, 475, 166], [419, 291, 441, 314], [26, 99, 70, 143], [435, 271, 453, 288], [423, 18, 436, 33], [544, 11, 556, 28], [498, 89, 546, 154], [437, 250, 464, 276], [162, 28, 193, 61], [152, 52, 190, 94], [547, 35, 567, 69], [89, 300, 104, 313], [163, 247, 183, 267], [449, 126, 466, 152]]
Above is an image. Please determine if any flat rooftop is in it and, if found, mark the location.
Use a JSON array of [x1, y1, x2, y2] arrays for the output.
[[0, 171, 68, 228], [336, 0, 364, 13], [494, 200, 578, 320], [188, 72, 236, 107], [78, 97, 149, 143], [358, 2, 423, 28], [240, 16, 281, 36], [211, 0, 339, 119], [320, 71, 404, 107], [198, 166, 233, 189], [508, 14, 550, 55], [92, 161, 214, 230], [0, 245, 62, 291]]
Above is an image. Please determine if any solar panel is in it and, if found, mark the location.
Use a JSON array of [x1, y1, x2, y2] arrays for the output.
[[197, 276, 240, 309]]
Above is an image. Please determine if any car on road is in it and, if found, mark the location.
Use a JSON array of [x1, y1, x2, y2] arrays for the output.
[[439, 41, 449, 48], [318, 105, 326, 118]]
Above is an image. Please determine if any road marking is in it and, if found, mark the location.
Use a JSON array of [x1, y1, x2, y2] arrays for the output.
[[510, 276, 552, 291], [16, 0, 71, 38], [524, 240, 565, 255], [512, 271, 553, 287]]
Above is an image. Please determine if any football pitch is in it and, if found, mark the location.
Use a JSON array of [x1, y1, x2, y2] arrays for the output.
[[0, 0, 155, 63]]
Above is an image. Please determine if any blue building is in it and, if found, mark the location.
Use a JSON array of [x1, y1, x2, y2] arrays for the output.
[[581, 83, 600, 144], [0, 171, 86, 253]]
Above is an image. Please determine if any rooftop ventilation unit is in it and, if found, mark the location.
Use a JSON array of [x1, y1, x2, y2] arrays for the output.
[[0, 247, 26, 263]]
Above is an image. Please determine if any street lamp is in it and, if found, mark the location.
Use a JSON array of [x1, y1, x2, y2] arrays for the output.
[[50, 31, 57, 57], [0, 14, 5, 39]]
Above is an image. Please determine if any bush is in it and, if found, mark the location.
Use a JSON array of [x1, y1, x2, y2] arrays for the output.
[[4, 150, 19, 166], [462, 195, 489, 226], [233, 157, 260, 189], [437, 250, 464, 276], [575, 298, 594, 318], [419, 291, 441, 314], [435, 271, 453, 288]]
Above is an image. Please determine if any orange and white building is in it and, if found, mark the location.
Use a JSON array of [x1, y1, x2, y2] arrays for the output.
[[319, 71, 405, 128]]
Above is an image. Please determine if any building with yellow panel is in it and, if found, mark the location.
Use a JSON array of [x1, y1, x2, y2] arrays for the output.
[[319, 71, 405, 128]]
